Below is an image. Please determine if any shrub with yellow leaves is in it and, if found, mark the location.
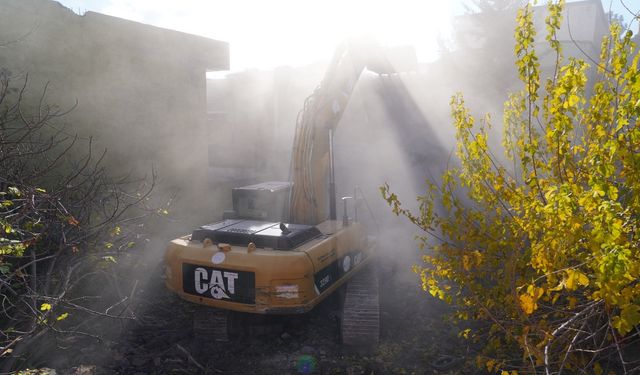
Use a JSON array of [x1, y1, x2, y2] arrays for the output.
[[382, 1, 640, 373]]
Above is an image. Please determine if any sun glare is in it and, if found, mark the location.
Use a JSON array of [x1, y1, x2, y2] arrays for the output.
[[192, 0, 454, 71], [62, 0, 453, 71]]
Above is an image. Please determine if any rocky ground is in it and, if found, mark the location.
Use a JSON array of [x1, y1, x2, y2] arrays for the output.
[[18, 249, 481, 375]]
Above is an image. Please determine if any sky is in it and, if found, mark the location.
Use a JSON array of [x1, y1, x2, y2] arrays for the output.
[[54, 0, 634, 72], [55, 0, 457, 71]]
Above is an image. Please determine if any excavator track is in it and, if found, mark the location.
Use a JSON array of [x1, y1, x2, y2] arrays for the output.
[[341, 265, 379, 350], [192, 306, 229, 342], [193, 308, 288, 342]]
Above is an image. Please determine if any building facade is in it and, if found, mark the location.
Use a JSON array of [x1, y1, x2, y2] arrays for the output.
[[0, 0, 229, 228]]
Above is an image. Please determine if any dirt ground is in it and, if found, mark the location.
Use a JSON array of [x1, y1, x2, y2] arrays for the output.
[[21, 248, 479, 375]]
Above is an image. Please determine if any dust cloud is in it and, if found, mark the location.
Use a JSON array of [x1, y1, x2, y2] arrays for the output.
[[0, 0, 516, 275], [3, 0, 618, 372]]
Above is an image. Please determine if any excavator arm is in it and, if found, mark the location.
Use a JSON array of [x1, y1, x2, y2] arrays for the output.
[[289, 39, 393, 225]]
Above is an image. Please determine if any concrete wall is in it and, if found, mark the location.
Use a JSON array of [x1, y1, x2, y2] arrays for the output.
[[0, 0, 229, 229], [205, 65, 324, 185], [533, 0, 609, 71]]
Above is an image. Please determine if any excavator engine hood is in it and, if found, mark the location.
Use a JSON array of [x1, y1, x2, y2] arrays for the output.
[[191, 220, 321, 250]]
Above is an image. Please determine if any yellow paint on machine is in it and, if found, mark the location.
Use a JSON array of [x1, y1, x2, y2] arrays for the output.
[[164, 220, 374, 314]]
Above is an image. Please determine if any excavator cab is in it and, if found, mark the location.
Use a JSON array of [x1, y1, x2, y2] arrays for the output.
[[222, 181, 292, 222]]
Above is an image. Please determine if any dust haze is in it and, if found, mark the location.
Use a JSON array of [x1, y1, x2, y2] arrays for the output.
[[0, 0, 623, 372], [0, 0, 517, 280], [0, 0, 508, 363]]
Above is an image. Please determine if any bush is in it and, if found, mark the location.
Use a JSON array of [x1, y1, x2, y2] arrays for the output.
[[0, 69, 157, 371], [382, 1, 640, 373]]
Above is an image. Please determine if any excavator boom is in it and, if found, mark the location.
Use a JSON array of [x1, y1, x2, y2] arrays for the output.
[[289, 39, 393, 224]]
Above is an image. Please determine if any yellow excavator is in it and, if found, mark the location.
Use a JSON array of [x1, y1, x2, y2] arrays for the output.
[[164, 39, 395, 347]]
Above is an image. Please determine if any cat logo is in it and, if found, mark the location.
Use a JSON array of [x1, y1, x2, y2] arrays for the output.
[[194, 267, 238, 300]]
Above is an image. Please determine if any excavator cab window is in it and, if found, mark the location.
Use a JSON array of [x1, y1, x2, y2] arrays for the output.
[[225, 181, 291, 222]]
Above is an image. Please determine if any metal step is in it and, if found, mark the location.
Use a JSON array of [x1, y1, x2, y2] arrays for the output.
[[341, 266, 379, 349]]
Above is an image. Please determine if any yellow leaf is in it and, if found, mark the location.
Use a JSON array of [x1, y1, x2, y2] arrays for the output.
[[565, 269, 589, 291], [56, 312, 69, 321], [460, 328, 471, 338], [102, 255, 117, 263], [40, 303, 52, 311], [486, 359, 496, 372], [473, 250, 483, 266], [519, 294, 537, 314], [110, 226, 121, 237], [533, 286, 544, 299], [612, 304, 640, 335], [463, 255, 471, 271], [550, 282, 564, 292], [577, 272, 589, 287], [8, 186, 21, 197], [594, 362, 603, 375], [568, 297, 578, 309], [568, 94, 580, 107]]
